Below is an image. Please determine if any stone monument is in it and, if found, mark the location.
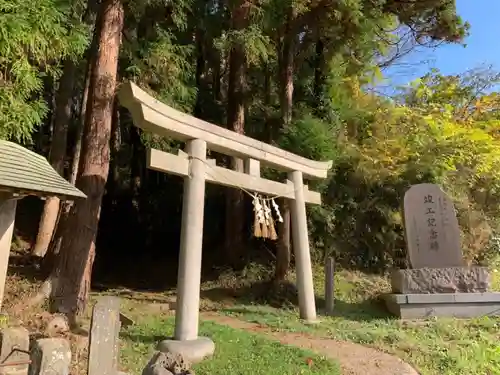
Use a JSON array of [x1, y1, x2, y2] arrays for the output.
[[384, 183, 500, 318]]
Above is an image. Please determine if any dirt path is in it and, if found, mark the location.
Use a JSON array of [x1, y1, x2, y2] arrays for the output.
[[201, 312, 419, 375]]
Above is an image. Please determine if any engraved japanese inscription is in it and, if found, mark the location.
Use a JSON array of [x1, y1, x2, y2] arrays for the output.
[[403, 184, 463, 269]]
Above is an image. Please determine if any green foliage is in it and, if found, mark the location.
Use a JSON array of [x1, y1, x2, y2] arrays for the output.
[[383, 0, 470, 42], [1, 0, 473, 279], [110, 0, 471, 274], [0, 0, 88, 143], [122, 0, 196, 112], [123, 28, 196, 112], [278, 113, 339, 162], [323, 68, 500, 271], [215, 25, 272, 65]]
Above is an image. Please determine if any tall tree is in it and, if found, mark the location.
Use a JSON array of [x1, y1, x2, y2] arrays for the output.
[[51, 0, 125, 316], [274, 4, 296, 282], [32, 60, 77, 258], [41, 5, 101, 275], [33, 0, 100, 259], [224, 0, 251, 268]]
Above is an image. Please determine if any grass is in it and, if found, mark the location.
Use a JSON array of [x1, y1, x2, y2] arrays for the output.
[[119, 314, 341, 375], [211, 263, 500, 375], [8, 244, 500, 375]]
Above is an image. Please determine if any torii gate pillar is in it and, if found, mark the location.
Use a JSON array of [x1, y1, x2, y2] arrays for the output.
[[174, 139, 207, 341], [157, 139, 215, 363], [289, 171, 317, 321]]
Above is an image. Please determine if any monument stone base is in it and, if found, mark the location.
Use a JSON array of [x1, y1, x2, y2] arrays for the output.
[[384, 292, 500, 319], [157, 337, 215, 364], [391, 267, 490, 294]]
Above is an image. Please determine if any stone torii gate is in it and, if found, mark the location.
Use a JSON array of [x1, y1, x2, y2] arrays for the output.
[[0, 140, 86, 310], [118, 82, 332, 356]]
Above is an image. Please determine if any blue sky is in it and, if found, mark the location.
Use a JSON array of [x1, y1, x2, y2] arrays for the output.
[[383, 0, 500, 88]]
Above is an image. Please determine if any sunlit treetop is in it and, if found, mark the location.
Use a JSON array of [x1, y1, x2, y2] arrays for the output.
[[381, 0, 470, 43]]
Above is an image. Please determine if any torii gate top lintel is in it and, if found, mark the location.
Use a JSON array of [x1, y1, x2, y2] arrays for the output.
[[118, 81, 332, 180]]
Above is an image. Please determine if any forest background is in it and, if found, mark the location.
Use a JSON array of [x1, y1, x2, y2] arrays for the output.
[[2, 0, 500, 315]]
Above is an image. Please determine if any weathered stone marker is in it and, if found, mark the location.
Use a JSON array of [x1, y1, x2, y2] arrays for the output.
[[0, 327, 30, 375], [403, 183, 462, 269], [324, 257, 335, 316], [88, 297, 121, 375], [385, 183, 500, 319], [29, 338, 71, 375], [119, 313, 135, 328]]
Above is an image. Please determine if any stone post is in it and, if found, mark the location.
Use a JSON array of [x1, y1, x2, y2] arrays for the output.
[[325, 257, 335, 315], [30, 338, 71, 375], [88, 297, 121, 375], [174, 139, 207, 341], [289, 170, 317, 321], [0, 194, 17, 311], [0, 327, 30, 375]]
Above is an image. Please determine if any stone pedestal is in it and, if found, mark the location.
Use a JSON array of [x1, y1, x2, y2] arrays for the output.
[[157, 337, 215, 364], [385, 267, 500, 319], [391, 267, 490, 294], [384, 292, 500, 319]]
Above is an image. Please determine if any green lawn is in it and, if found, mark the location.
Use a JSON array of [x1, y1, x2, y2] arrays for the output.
[[119, 315, 341, 375], [216, 266, 500, 375], [113, 259, 500, 375]]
